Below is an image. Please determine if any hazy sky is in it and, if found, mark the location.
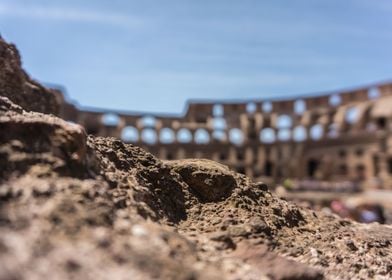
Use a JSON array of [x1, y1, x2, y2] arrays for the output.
[[0, 0, 391, 113]]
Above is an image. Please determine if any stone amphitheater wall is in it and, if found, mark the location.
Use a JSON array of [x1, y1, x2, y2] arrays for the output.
[[59, 82, 392, 188]]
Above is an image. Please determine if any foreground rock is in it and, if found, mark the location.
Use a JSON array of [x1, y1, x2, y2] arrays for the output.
[[0, 38, 391, 279], [0, 36, 60, 115], [1, 96, 391, 280]]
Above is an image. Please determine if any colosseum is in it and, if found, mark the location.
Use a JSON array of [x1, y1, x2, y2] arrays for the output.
[[57, 81, 392, 190]]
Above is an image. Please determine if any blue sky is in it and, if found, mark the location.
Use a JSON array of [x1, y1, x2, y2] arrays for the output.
[[0, 0, 391, 114]]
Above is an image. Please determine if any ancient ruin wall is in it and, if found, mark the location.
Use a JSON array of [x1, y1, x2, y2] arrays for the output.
[[60, 82, 392, 187]]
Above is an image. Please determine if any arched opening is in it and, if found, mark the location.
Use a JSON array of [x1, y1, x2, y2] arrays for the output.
[[141, 116, 156, 128], [166, 153, 174, 160], [177, 128, 192, 143], [213, 118, 226, 130], [368, 87, 380, 100], [376, 117, 387, 129], [246, 102, 257, 114], [356, 164, 366, 180], [102, 113, 120, 127], [277, 114, 292, 129], [260, 128, 276, 143], [338, 164, 348, 176], [141, 128, 157, 144], [213, 104, 224, 117], [236, 150, 244, 161], [307, 159, 320, 178], [293, 126, 307, 142], [345, 106, 359, 124], [327, 123, 339, 138], [355, 148, 364, 157], [194, 129, 210, 144], [329, 94, 341, 107], [310, 124, 323, 140], [338, 149, 347, 158], [294, 99, 306, 114], [121, 126, 138, 143], [229, 128, 244, 145], [160, 128, 175, 144], [264, 161, 274, 177], [262, 101, 273, 113], [278, 129, 291, 141], [219, 152, 227, 161], [213, 130, 226, 142]]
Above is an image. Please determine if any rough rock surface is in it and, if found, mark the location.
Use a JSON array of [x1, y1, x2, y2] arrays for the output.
[[165, 159, 237, 202], [0, 41, 391, 280], [0, 36, 60, 115]]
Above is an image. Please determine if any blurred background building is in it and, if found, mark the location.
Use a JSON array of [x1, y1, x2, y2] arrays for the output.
[[58, 82, 392, 190], [54, 81, 392, 223]]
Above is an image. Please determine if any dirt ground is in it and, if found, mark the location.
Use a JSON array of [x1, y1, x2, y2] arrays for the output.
[[0, 36, 391, 280]]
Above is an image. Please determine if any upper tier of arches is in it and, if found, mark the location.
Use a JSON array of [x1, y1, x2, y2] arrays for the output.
[[61, 82, 392, 145]]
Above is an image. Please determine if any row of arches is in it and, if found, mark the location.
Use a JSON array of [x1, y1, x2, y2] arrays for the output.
[[107, 114, 389, 145], [101, 88, 378, 130], [120, 124, 337, 145], [212, 88, 380, 116], [307, 159, 367, 179], [101, 114, 158, 128], [102, 105, 361, 132], [121, 127, 245, 145], [260, 125, 324, 143]]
